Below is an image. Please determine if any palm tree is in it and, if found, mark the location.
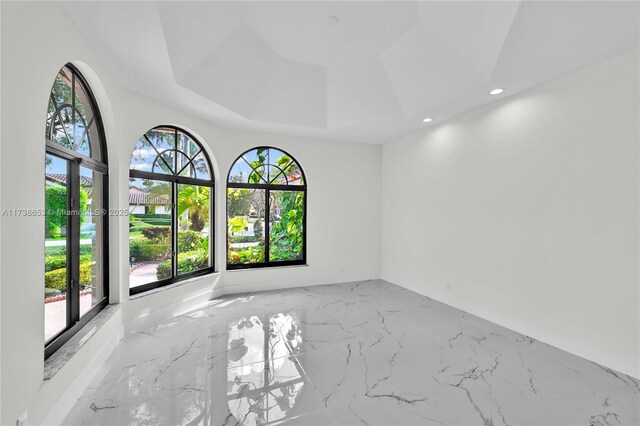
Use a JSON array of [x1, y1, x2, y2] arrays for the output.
[[177, 186, 209, 231]]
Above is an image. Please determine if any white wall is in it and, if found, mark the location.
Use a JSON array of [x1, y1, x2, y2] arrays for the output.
[[1, 2, 638, 425], [382, 50, 640, 379], [0, 2, 380, 425]]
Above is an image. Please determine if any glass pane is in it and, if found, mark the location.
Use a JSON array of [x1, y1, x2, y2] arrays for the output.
[[45, 154, 69, 342], [227, 188, 265, 265], [277, 162, 304, 185], [50, 106, 74, 149], [269, 191, 304, 262], [73, 114, 91, 158], [266, 148, 289, 183], [73, 80, 91, 123], [177, 184, 211, 275], [47, 68, 97, 159], [156, 150, 175, 174], [191, 152, 210, 180], [129, 178, 172, 287], [176, 152, 194, 178], [72, 74, 92, 158], [228, 157, 253, 183], [243, 149, 268, 184], [178, 132, 199, 157], [50, 70, 72, 109], [130, 139, 156, 173], [79, 167, 105, 317]]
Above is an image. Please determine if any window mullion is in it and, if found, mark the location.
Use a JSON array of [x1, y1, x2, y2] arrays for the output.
[[172, 182, 178, 278], [265, 188, 270, 264], [69, 160, 81, 324]]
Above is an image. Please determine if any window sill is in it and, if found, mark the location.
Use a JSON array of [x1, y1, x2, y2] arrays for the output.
[[44, 304, 120, 380], [226, 264, 309, 272], [129, 271, 220, 300]]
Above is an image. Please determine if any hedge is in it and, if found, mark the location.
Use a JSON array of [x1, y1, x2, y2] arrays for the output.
[[45, 186, 88, 236], [45, 287, 61, 298], [46, 245, 93, 257], [156, 250, 209, 280], [45, 254, 91, 272], [131, 214, 170, 227], [44, 261, 93, 291], [130, 239, 170, 261], [142, 226, 171, 243], [229, 235, 259, 244]]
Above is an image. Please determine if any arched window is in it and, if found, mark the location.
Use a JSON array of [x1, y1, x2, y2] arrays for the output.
[[227, 147, 306, 269], [44, 64, 108, 359], [129, 126, 214, 294]]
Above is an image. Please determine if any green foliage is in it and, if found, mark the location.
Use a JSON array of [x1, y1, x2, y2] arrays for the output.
[[156, 259, 171, 280], [141, 226, 170, 243], [131, 214, 170, 227], [45, 254, 91, 272], [44, 261, 93, 291], [45, 186, 67, 235], [228, 244, 265, 264], [270, 192, 304, 261], [275, 155, 291, 169], [178, 230, 203, 252], [48, 222, 61, 239], [46, 245, 92, 257], [129, 220, 154, 232], [226, 148, 304, 264], [227, 188, 252, 217], [253, 218, 263, 239], [229, 216, 249, 233], [177, 185, 209, 232], [229, 235, 258, 244], [45, 186, 88, 237], [130, 239, 170, 261], [156, 250, 209, 280], [45, 287, 61, 298]]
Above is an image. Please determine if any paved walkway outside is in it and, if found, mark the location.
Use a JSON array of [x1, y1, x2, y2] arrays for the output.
[[45, 293, 93, 341]]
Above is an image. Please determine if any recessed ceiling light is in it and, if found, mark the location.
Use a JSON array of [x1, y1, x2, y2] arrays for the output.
[[327, 16, 339, 25], [489, 88, 504, 95], [422, 117, 433, 123]]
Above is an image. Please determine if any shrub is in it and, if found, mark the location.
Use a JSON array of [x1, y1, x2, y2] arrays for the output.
[[45, 186, 88, 236], [45, 254, 91, 272], [130, 239, 170, 261], [45, 287, 61, 298], [228, 244, 265, 264], [142, 226, 170, 243], [178, 230, 203, 252], [45, 245, 93, 257], [45, 261, 93, 291], [229, 235, 258, 244], [177, 250, 209, 274], [155, 249, 209, 280], [156, 260, 172, 280]]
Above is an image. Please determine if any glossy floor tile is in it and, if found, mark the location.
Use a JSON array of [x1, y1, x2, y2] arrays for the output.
[[62, 280, 640, 425]]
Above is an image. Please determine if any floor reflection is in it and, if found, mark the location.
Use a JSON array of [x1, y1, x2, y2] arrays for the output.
[[226, 314, 305, 425]]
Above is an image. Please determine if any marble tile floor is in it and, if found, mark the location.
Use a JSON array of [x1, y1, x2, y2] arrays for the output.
[[63, 280, 640, 425]]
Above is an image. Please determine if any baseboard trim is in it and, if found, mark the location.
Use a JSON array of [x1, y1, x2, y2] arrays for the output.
[[383, 278, 640, 380]]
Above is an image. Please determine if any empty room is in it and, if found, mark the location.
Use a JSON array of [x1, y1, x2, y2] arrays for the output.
[[1, 1, 639, 425]]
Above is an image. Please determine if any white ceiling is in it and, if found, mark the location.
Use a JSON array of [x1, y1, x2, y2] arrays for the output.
[[63, 1, 639, 144]]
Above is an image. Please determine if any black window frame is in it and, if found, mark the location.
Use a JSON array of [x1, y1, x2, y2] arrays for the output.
[[45, 63, 109, 360], [226, 146, 307, 270], [128, 125, 215, 296]]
